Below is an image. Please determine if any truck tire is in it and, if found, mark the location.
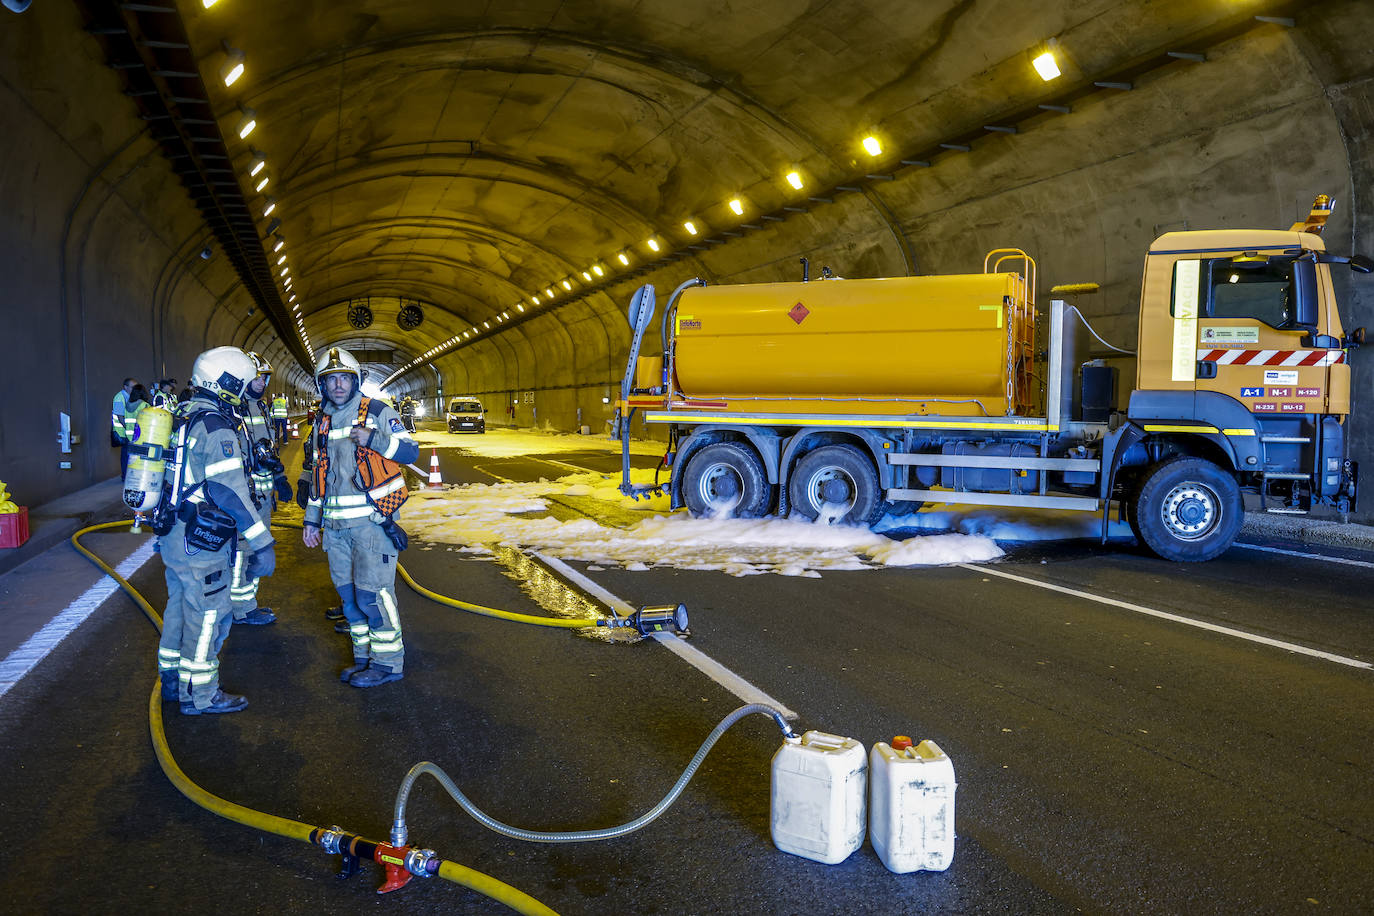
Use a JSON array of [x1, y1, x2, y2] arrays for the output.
[[788, 444, 883, 526], [1132, 457, 1243, 562], [681, 442, 772, 519]]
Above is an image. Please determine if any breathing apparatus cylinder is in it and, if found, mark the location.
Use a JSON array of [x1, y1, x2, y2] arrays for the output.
[[122, 407, 174, 511]]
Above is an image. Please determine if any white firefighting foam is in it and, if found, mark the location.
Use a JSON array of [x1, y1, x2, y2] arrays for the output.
[[403, 467, 1004, 577]]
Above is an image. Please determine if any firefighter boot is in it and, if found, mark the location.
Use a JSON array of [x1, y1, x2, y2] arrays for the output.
[[348, 665, 403, 688], [339, 660, 369, 683], [180, 689, 249, 716]]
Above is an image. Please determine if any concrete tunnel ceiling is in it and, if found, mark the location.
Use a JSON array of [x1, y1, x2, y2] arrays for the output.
[[66, 0, 1357, 409]]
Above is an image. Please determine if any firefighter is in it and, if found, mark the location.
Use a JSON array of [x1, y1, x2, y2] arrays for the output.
[[270, 392, 289, 441], [229, 352, 291, 625], [302, 347, 419, 687], [154, 346, 275, 715]]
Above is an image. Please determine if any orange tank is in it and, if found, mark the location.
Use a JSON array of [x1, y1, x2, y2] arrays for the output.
[[671, 270, 1034, 417]]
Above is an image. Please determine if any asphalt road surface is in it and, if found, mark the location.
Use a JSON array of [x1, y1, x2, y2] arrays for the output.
[[1, 424, 1370, 914]]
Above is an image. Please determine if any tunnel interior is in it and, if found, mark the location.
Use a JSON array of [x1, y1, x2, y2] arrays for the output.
[[1, 0, 1371, 517]]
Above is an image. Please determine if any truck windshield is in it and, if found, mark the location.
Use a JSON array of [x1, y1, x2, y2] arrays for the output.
[[1206, 256, 1304, 329]]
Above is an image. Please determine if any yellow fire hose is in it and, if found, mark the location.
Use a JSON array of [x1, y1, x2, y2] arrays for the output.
[[71, 520, 557, 915]]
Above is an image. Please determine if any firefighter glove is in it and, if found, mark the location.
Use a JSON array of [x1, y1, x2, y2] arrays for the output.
[[245, 544, 276, 579], [273, 474, 293, 504], [380, 517, 408, 552], [296, 475, 311, 510]]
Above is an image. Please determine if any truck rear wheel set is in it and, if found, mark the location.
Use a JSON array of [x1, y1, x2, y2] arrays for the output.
[[787, 445, 883, 526], [680, 442, 772, 519]]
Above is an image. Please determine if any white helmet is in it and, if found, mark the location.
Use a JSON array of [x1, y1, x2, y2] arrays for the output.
[[314, 346, 364, 397], [191, 346, 258, 407], [246, 351, 273, 379]]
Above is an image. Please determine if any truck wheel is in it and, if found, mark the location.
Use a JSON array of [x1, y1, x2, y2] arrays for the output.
[[788, 445, 882, 526], [681, 442, 772, 519], [1133, 457, 1243, 562]]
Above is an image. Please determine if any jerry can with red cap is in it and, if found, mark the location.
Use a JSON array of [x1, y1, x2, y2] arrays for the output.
[[869, 736, 957, 873]]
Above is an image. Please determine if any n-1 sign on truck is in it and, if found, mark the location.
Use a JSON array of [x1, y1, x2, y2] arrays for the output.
[[615, 195, 1369, 562]]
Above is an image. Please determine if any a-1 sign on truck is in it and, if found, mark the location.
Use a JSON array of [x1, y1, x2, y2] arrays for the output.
[[615, 195, 1369, 562]]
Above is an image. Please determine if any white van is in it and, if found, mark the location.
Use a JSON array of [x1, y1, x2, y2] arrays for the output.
[[446, 397, 486, 433]]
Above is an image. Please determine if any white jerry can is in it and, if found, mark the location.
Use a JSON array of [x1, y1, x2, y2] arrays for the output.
[[869, 736, 957, 873], [770, 730, 867, 865]]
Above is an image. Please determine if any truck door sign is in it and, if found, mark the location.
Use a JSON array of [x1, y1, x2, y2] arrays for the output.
[[1171, 260, 1201, 382]]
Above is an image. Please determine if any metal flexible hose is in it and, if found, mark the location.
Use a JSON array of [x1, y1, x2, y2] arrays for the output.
[[392, 703, 796, 845]]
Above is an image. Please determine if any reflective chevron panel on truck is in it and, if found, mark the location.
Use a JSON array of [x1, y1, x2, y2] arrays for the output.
[[1197, 348, 1345, 367]]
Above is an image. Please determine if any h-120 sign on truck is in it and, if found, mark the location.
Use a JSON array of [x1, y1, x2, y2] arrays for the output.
[[614, 194, 1369, 562]]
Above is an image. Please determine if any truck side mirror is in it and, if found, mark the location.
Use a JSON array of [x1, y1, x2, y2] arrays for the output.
[[1350, 255, 1374, 274]]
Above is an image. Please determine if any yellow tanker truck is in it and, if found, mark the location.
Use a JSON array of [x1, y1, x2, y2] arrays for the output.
[[614, 195, 1369, 562]]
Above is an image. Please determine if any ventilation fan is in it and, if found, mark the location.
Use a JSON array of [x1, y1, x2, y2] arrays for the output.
[[398, 302, 424, 330], [346, 300, 374, 330]]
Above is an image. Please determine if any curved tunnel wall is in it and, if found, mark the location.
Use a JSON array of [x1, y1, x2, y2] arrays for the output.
[[2, 2, 1371, 522]]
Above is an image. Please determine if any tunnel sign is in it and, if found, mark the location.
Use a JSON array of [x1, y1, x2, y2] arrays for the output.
[[523, 392, 535, 404]]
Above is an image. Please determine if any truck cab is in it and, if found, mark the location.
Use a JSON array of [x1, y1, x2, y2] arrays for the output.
[[1124, 198, 1364, 553]]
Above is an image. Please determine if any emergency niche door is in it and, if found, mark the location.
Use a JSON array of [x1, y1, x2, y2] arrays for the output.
[[1186, 253, 1332, 416]]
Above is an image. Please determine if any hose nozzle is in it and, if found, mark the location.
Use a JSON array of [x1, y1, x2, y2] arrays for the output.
[[600, 603, 689, 637]]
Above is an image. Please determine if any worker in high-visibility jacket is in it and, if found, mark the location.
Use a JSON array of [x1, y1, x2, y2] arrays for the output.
[[270, 393, 289, 441], [112, 377, 138, 476], [155, 346, 275, 715], [302, 347, 419, 687], [228, 352, 291, 626]]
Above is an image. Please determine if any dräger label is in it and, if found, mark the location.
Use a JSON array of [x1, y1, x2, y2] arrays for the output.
[[1263, 370, 1299, 385], [1252, 402, 1277, 412]]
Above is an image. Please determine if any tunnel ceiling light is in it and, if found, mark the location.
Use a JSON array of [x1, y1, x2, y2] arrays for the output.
[[483, 321, 490, 329], [276, 254, 286, 265], [646, 238, 660, 252], [262, 197, 276, 216], [862, 135, 882, 157], [202, 0, 219, 7], [236, 107, 257, 139], [618, 252, 630, 266], [684, 220, 698, 235], [501, 310, 509, 319], [581, 270, 592, 282], [516, 303, 525, 312], [545, 287, 555, 298], [592, 264, 604, 277], [463, 331, 469, 338], [561, 279, 573, 291], [250, 159, 265, 177], [255, 174, 269, 192], [729, 198, 745, 216], [272, 238, 284, 252], [280, 267, 290, 277], [785, 171, 804, 190], [219, 44, 245, 88], [531, 296, 540, 305], [1033, 45, 1061, 81]]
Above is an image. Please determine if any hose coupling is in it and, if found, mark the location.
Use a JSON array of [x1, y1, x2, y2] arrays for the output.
[[769, 709, 799, 740], [389, 822, 408, 848], [405, 847, 440, 878], [315, 825, 347, 855]]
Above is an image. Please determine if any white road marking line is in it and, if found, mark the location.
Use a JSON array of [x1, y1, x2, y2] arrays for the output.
[[1234, 541, 1374, 570], [533, 551, 798, 718], [0, 538, 158, 699], [958, 563, 1372, 671]]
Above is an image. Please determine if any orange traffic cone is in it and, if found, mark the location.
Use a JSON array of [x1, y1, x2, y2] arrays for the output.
[[427, 448, 443, 489], [290, 423, 300, 440]]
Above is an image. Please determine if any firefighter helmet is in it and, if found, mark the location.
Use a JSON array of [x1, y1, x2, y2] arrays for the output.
[[247, 351, 273, 379], [314, 346, 364, 398], [190, 346, 257, 408]]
